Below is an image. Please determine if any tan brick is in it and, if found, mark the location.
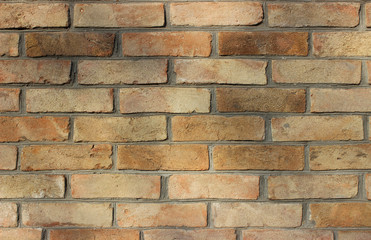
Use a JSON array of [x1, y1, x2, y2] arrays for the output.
[[268, 175, 358, 199], [313, 32, 371, 57], [21, 145, 112, 171], [0, 34, 19, 56], [0, 229, 42, 240], [272, 116, 363, 141], [268, 3, 359, 27], [367, 174, 371, 200], [0, 146, 17, 170], [144, 229, 236, 240], [366, 3, 371, 27], [0, 117, 69, 142], [71, 174, 160, 199], [310, 144, 371, 170], [26, 33, 115, 57], [0, 3, 68, 29], [0, 60, 70, 84], [0, 203, 17, 227], [172, 115, 264, 141], [26, 88, 113, 113], [50, 229, 140, 240], [78, 60, 167, 85], [0, 88, 19, 112], [74, 3, 164, 27], [368, 61, 371, 83], [310, 203, 371, 227], [217, 88, 305, 112], [214, 145, 304, 171], [74, 116, 166, 142], [338, 231, 371, 240], [212, 203, 302, 227], [122, 32, 212, 57], [169, 174, 259, 199], [22, 203, 112, 227], [272, 60, 361, 84], [219, 32, 308, 56], [120, 88, 210, 113], [170, 2, 262, 26], [174, 59, 267, 85], [117, 144, 209, 171], [117, 203, 207, 227], [243, 230, 333, 240]]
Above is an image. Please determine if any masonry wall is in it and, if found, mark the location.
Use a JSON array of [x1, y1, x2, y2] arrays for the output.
[[0, 0, 370, 240]]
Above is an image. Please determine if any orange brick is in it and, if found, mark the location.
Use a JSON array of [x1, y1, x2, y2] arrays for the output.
[[0, 33, 19, 56], [366, 174, 371, 200], [144, 229, 236, 240], [0, 146, 17, 170], [366, 3, 371, 27], [50, 229, 139, 240], [338, 231, 371, 240], [243, 230, 333, 240], [0, 203, 17, 227], [0, 88, 19, 112], [0, 229, 42, 240], [368, 61, 371, 83]]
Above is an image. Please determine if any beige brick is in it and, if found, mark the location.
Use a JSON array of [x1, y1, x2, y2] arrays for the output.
[[367, 174, 371, 200], [338, 231, 371, 240], [0, 34, 19, 56], [243, 230, 333, 240], [144, 229, 236, 240], [0, 146, 17, 170], [0, 203, 17, 227], [50, 229, 139, 240], [0, 88, 19, 112], [0, 229, 42, 240]]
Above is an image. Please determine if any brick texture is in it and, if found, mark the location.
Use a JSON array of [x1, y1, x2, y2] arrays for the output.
[[0, 229, 42, 240], [50, 229, 140, 240], [0, 34, 19, 56], [338, 231, 371, 240], [0, 203, 17, 227], [144, 229, 236, 240], [0, 146, 17, 170], [0, 88, 19, 112], [242, 230, 333, 240]]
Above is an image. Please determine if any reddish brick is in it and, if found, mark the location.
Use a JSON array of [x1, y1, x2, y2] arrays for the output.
[[243, 230, 333, 240], [0, 203, 17, 227], [338, 231, 371, 240], [366, 3, 371, 27], [0, 34, 19, 57], [368, 61, 371, 83], [0, 229, 42, 240], [0, 88, 19, 112], [366, 174, 371, 200], [144, 229, 236, 240], [0, 146, 17, 170], [50, 229, 140, 240]]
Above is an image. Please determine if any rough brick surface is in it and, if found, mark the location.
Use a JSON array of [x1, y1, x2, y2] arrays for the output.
[[242, 230, 334, 240], [366, 174, 371, 200], [0, 229, 42, 240], [338, 231, 371, 240], [0, 146, 17, 170], [144, 229, 236, 240], [50, 229, 140, 240], [366, 3, 371, 27], [0, 203, 17, 227], [0, 88, 19, 112], [0, 33, 19, 56]]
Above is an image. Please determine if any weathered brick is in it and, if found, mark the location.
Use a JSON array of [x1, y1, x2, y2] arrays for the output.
[[366, 3, 371, 27], [268, 175, 358, 199], [50, 229, 140, 240], [21, 145, 112, 171], [0, 117, 69, 142], [71, 174, 160, 199], [219, 32, 308, 56], [338, 231, 371, 240], [310, 144, 371, 170], [217, 88, 305, 113], [0, 3, 68, 29], [74, 3, 164, 27], [367, 174, 371, 200], [271, 116, 363, 141], [0, 146, 17, 170], [78, 60, 167, 85], [22, 203, 112, 227], [310, 203, 371, 227], [0, 203, 17, 227], [117, 203, 207, 227], [120, 88, 210, 113], [313, 32, 371, 57], [122, 32, 212, 57], [368, 61, 371, 83], [117, 144, 209, 171], [144, 229, 236, 240], [243, 230, 333, 240], [0, 88, 19, 112], [213, 145, 304, 171], [212, 203, 302, 227], [0, 60, 70, 84], [26, 88, 113, 113], [174, 59, 267, 85], [170, 2, 262, 26], [0, 229, 42, 240], [0, 34, 19, 56], [168, 174, 259, 199], [74, 116, 166, 142], [272, 60, 361, 84], [172, 115, 264, 141], [26, 33, 115, 57], [268, 3, 359, 27]]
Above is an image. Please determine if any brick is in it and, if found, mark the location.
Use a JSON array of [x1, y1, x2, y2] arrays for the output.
[[78, 60, 167, 85], [21, 145, 112, 171], [22, 203, 112, 227], [368, 61, 371, 83], [367, 174, 371, 200], [0, 88, 19, 112], [219, 32, 308, 56], [0, 3, 68, 29], [0, 203, 17, 227], [144, 229, 236, 240], [0, 229, 42, 240], [172, 115, 264, 141], [26, 88, 113, 113], [268, 175, 358, 199], [117, 203, 207, 227], [0, 34, 19, 56], [338, 231, 371, 240], [0, 60, 71, 84], [117, 144, 209, 171], [0, 117, 69, 142], [0, 146, 17, 170], [74, 3, 164, 28], [170, 2, 262, 26], [313, 32, 371, 57], [272, 60, 361, 84], [309, 203, 371, 227], [168, 174, 259, 199], [243, 230, 333, 240], [213, 145, 305, 171], [120, 88, 210, 113], [366, 3, 371, 27], [71, 174, 160, 199], [212, 203, 302, 227], [50, 229, 140, 240], [217, 88, 305, 113], [271, 116, 363, 141], [26, 33, 115, 57], [74, 116, 166, 142], [0, 175, 64, 198], [268, 3, 359, 27], [122, 32, 212, 57], [310, 144, 371, 170], [174, 59, 267, 85]]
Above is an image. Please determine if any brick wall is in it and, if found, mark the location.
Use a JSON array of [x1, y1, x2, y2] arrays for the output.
[[0, 1, 370, 240]]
